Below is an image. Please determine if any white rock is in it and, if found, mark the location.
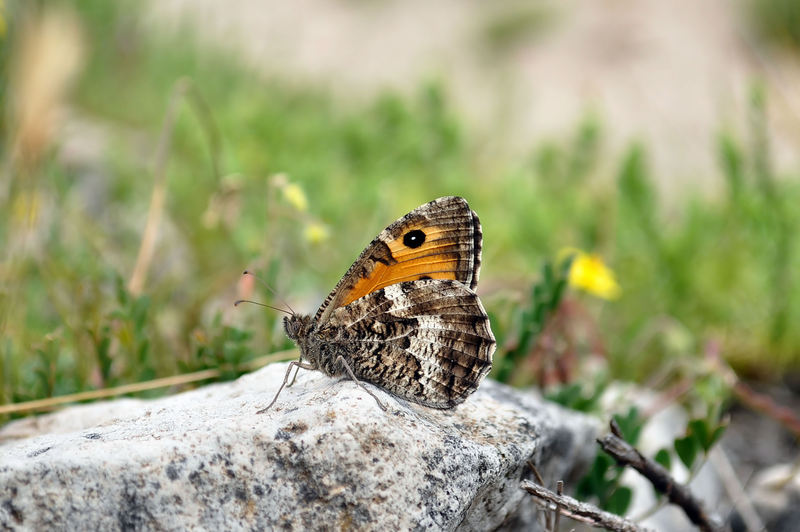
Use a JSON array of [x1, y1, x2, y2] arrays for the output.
[[0, 363, 597, 530]]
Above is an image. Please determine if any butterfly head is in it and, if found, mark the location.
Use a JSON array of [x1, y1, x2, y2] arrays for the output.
[[283, 314, 320, 369], [283, 313, 313, 341]]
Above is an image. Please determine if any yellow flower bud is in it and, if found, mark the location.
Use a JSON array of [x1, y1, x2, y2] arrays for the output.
[[303, 222, 329, 244], [282, 183, 308, 212]]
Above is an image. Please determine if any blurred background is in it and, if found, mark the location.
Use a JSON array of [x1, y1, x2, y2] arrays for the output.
[[1, 0, 799, 471]]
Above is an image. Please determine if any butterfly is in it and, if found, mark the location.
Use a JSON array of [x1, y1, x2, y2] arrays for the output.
[[260, 196, 495, 412]]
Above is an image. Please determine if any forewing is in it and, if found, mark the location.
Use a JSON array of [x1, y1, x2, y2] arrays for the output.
[[326, 279, 495, 408], [315, 196, 482, 323]]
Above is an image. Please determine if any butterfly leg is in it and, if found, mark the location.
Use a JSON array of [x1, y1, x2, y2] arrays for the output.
[[335, 355, 387, 411], [286, 356, 303, 387], [257, 360, 316, 414]]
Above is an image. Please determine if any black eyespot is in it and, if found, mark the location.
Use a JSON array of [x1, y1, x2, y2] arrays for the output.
[[419, 275, 432, 280], [403, 229, 426, 248]]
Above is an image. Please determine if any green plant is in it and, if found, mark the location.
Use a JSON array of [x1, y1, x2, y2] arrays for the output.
[[747, 0, 800, 51], [545, 378, 607, 413], [576, 407, 643, 515], [184, 313, 255, 381], [494, 257, 573, 383]]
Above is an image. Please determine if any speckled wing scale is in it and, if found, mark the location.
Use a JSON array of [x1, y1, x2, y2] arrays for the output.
[[325, 279, 494, 408], [266, 196, 495, 412]]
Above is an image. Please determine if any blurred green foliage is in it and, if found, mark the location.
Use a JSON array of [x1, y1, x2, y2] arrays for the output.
[[749, 0, 800, 51], [478, 2, 556, 56], [1, 1, 799, 419], [495, 257, 573, 383]]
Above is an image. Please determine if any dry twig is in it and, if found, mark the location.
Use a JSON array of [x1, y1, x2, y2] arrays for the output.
[[598, 420, 723, 532], [0, 348, 296, 416], [128, 79, 188, 295], [708, 446, 764, 532], [128, 78, 222, 295], [731, 380, 800, 439], [521, 479, 647, 532], [706, 340, 800, 439]]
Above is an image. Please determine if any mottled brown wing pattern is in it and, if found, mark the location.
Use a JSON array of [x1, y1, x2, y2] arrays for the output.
[[314, 196, 482, 323], [324, 279, 495, 408]]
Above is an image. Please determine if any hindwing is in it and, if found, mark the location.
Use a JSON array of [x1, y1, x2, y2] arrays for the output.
[[324, 279, 495, 408]]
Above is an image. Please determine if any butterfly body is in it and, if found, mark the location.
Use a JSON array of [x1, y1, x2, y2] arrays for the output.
[[268, 196, 495, 411]]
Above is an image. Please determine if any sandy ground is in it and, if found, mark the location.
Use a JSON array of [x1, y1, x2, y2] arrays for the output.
[[146, 0, 800, 200]]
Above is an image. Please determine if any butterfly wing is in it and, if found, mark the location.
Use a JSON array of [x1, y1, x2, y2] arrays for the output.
[[324, 279, 495, 408], [315, 196, 482, 323]]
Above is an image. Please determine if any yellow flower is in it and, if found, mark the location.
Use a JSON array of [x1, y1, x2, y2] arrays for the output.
[[303, 222, 329, 244], [561, 248, 621, 300], [282, 182, 308, 212]]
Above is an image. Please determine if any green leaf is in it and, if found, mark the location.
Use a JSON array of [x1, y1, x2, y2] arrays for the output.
[[114, 275, 129, 306], [542, 262, 554, 287], [613, 407, 642, 444], [575, 475, 595, 501], [654, 448, 672, 470], [545, 381, 605, 412], [674, 435, 698, 469], [708, 424, 727, 449], [688, 418, 709, 450], [717, 131, 744, 200], [532, 283, 544, 304], [532, 310, 545, 332], [617, 143, 654, 216], [606, 486, 633, 515], [550, 278, 567, 310], [576, 454, 614, 500], [546, 383, 580, 407]]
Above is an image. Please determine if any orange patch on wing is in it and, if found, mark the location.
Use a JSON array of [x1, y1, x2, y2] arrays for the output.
[[339, 225, 463, 307]]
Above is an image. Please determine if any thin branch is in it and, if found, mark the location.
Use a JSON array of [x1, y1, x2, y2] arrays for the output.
[[731, 380, 800, 439], [631, 426, 713, 523], [526, 460, 545, 486], [709, 446, 764, 532], [0, 348, 297, 416], [521, 479, 648, 532], [554, 480, 563, 532], [183, 82, 222, 182], [598, 421, 723, 532], [128, 78, 191, 295], [707, 342, 800, 439]]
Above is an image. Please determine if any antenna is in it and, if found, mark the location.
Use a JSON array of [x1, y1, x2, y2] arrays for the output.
[[233, 299, 293, 315], [241, 269, 295, 315]]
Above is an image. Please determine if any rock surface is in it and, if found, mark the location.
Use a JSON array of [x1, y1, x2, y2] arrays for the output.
[[0, 363, 597, 530]]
